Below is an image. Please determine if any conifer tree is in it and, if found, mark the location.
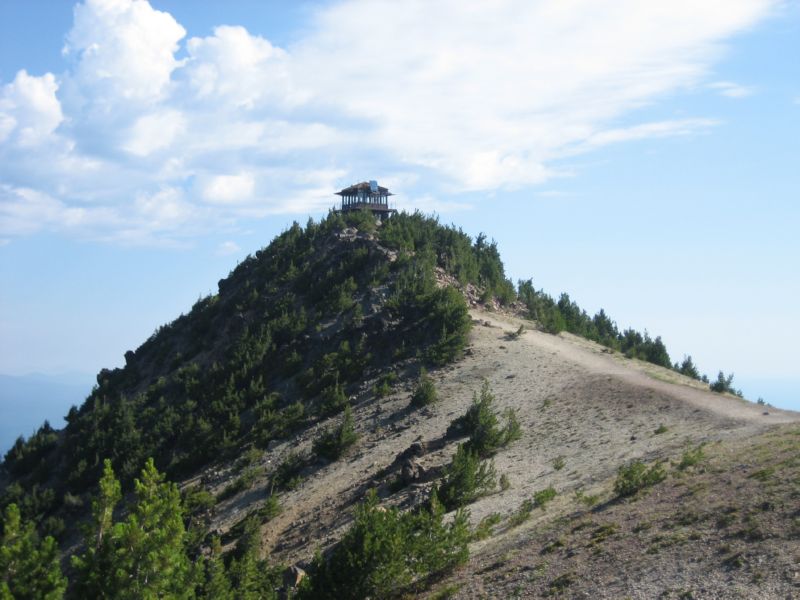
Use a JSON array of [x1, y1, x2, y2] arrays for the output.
[[71, 459, 122, 598], [1, 503, 67, 600], [200, 538, 233, 600], [115, 458, 193, 599], [72, 458, 195, 599]]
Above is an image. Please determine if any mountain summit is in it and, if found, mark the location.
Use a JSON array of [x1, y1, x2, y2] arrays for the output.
[[2, 211, 798, 599]]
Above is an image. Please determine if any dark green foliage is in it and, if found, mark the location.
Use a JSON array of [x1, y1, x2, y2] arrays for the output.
[[71, 458, 194, 599], [386, 255, 472, 366], [199, 538, 233, 600], [3, 421, 59, 480], [312, 404, 359, 461], [437, 444, 497, 511], [211, 515, 281, 600], [517, 280, 742, 386], [0, 482, 57, 531], [1, 503, 67, 599], [183, 486, 215, 515], [372, 371, 398, 398], [410, 368, 438, 407], [258, 495, 282, 521], [303, 490, 470, 599], [319, 380, 349, 416], [676, 355, 701, 379], [66, 459, 281, 599], [0, 212, 533, 562], [217, 465, 262, 501], [709, 371, 743, 397], [381, 212, 514, 305], [517, 280, 565, 334], [614, 460, 667, 498], [619, 329, 671, 367], [452, 381, 521, 457], [272, 450, 307, 491]]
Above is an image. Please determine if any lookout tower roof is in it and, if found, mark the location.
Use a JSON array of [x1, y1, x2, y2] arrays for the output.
[[335, 179, 396, 218], [335, 181, 394, 197]]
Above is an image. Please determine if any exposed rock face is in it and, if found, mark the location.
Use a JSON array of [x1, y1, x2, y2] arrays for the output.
[[396, 440, 427, 462], [401, 458, 425, 485]]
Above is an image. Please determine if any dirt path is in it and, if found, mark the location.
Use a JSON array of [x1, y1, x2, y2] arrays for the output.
[[211, 308, 798, 567], [476, 310, 799, 426]]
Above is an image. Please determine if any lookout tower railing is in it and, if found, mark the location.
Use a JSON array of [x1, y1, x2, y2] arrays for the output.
[[335, 180, 396, 218]]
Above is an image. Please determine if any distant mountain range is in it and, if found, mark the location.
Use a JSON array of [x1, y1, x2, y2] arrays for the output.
[[0, 372, 93, 453]]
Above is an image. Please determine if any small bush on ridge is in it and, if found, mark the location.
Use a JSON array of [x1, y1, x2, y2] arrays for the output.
[[410, 368, 438, 407], [437, 444, 497, 511], [614, 460, 666, 498], [313, 405, 358, 461]]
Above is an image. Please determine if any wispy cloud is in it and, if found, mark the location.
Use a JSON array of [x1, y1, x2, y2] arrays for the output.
[[216, 240, 241, 256], [708, 80, 755, 98], [0, 0, 777, 244]]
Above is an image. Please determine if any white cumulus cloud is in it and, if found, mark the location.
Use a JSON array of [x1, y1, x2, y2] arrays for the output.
[[201, 173, 256, 204], [64, 0, 186, 104], [184, 25, 293, 109], [0, 0, 779, 244], [0, 70, 64, 146], [124, 110, 186, 156]]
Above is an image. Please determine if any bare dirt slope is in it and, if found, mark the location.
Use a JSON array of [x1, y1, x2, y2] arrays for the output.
[[421, 423, 800, 600], [201, 308, 798, 596]]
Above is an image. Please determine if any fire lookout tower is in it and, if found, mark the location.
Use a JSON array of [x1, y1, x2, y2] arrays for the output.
[[335, 180, 396, 219]]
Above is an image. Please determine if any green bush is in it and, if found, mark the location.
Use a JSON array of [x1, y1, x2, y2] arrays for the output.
[[452, 381, 521, 457], [217, 465, 262, 501], [473, 513, 503, 540], [313, 405, 359, 461], [273, 450, 307, 491], [303, 489, 470, 599], [0, 503, 67, 599], [372, 372, 398, 398], [257, 495, 281, 521], [437, 444, 497, 511], [677, 445, 706, 471], [410, 368, 438, 407], [709, 371, 743, 397], [183, 486, 215, 515], [320, 381, 349, 416], [574, 489, 600, 508], [676, 355, 701, 379], [614, 460, 667, 498], [533, 486, 557, 509], [508, 499, 534, 528]]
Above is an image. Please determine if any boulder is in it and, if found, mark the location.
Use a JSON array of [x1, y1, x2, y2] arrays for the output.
[[283, 565, 307, 590], [401, 458, 425, 485]]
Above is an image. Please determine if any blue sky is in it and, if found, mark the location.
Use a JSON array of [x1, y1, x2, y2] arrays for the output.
[[0, 0, 798, 411]]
